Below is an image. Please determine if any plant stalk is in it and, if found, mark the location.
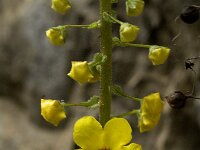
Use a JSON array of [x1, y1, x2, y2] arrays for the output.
[[99, 0, 112, 126]]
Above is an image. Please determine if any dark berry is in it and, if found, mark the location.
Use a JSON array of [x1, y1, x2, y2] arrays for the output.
[[165, 91, 188, 109], [180, 5, 200, 24]]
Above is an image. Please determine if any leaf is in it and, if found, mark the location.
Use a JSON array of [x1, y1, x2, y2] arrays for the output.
[[80, 96, 100, 108], [111, 85, 133, 99]]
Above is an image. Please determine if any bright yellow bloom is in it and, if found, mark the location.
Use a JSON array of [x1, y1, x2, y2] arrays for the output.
[[126, 0, 145, 16], [51, 0, 71, 14], [67, 61, 99, 84], [148, 46, 170, 65], [138, 93, 164, 133], [73, 116, 142, 150], [41, 99, 66, 126], [46, 28, 66, 45], [120, 23, 140, 43]]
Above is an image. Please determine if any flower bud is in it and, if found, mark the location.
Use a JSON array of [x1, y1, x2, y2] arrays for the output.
[[148, 46, 170, 65], [51, 0, 71, 14], [67, 61, 99, 84], [165, 91, 187, 109], [120, 23, 140, 42], [180, 5, 200, 24], [46, 28, 66, 45], [41, 99, 66, 126], [126, 0, 145, 16]]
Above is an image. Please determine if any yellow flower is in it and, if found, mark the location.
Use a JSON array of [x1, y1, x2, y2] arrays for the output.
[[41, 99, 66, 126], [67, 61, 99, 84], [46, 28, 66, 45], [120, 23, 140, 43], [138, 93, 164, 133], [73, 116, 142, 150], [51, 0, 71, 14], [148, 46, 170, 65], [126, 0, 145, 16]]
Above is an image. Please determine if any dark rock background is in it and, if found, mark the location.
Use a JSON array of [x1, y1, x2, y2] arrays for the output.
[[0, 0, 200, 149]]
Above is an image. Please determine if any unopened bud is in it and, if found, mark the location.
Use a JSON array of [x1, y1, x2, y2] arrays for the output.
[[120, 23, 140, 42], [180, 5, 200, 24], [46, 27, 67, 46], [165, 91, 188, 109], [126, 0, 145, 17], [148, 46, 170, 65], [51, 0, 71, 14]]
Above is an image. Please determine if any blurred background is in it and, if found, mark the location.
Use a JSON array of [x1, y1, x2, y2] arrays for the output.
[[0, 0, 200, 149]]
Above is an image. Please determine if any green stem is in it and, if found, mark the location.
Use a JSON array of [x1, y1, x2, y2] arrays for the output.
[[99, 0, 112, 126], [63, 24, 91, 28], [116, 42, 152, 48], [113, 109, 140, 118], [104, 12, 123, 24], [62, 103, 85, 107]]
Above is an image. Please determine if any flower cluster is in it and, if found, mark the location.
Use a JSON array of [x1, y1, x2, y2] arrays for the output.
[[41, 0, 170, 149]]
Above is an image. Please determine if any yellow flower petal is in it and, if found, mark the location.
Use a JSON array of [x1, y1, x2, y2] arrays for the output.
[[138, 93, 164, 132], [120, 23, 140, 43], [73, 116, 103, 149], [126, 0, 145, 17], [122, 143, 142, 150], [103, 118, 132, 149], [67, 61, 96, 84], [51, 0, 71, 14], [41, 99, 66, 126], [148, 46, 170, 65], [46, 28, 65, 46]]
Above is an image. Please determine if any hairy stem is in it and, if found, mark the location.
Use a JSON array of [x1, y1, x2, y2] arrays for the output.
[[99, 0, 112, 126]]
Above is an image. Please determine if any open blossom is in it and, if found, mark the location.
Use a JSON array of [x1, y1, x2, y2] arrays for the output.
[[41, 99, 66, 126], [73, 116, 142, 150], [148, 46, 170, 65], [120, 23, 140, 43], [51, 0, 71, 14], [67, 61, 99, 84], [138, 93, 164, 133]]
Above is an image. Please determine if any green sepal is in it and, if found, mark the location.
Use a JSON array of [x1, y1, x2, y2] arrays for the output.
[[87, 20, 101, 29], [80, 96, 100, 108], [89, 53, 107, 73], [103, 12, 116, 23], [112, 37, 120, 46]]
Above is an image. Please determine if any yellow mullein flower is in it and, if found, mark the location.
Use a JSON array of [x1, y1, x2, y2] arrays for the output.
[[51, 0, 71, 14], [148, 46, 170, 65], [73, 116, 142, 150], [46, 28, 66, 45], [120, 23, 140, 43], [41, 99, 66, 126], [67, 61, 99, 84], [138, 93, 164, 133], [126, 0, 145, 17]]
